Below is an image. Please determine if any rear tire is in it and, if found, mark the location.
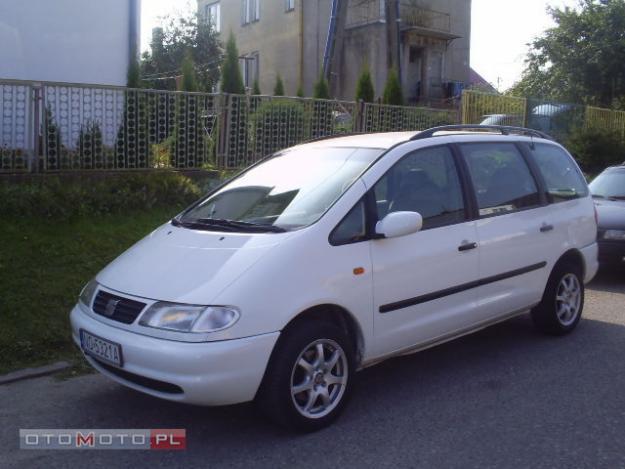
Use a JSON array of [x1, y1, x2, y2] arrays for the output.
[[531, 262, 584, 335], [256, 319, 355, 432]]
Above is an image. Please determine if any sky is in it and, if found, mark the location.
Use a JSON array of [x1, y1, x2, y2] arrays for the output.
[[141, 0, 579, 91]]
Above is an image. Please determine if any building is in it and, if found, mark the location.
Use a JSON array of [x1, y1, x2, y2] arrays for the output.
[[0, 0, 141, 86], [198, 0, 471, 103]]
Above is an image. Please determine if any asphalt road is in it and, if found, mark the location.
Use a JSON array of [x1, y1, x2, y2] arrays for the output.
[[2, 269, 625, 469]]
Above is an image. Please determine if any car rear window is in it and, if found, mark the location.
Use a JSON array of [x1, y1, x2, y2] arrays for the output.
[[530, 143, 589, 202], [460, 143, 541, 217]]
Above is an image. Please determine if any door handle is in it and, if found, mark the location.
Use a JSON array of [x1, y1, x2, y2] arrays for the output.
[[458, 242, 478, 252], [540, 224, 554, 233]]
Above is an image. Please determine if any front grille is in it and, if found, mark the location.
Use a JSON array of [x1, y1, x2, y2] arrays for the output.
[[92, 290, 146, 324], [93, 358, 184, 395]]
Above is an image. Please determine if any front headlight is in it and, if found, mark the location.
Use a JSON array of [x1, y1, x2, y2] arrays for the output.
[[604, 230, 625, 241], [139, 302, 240, 333], [79, 279, 99, 308]]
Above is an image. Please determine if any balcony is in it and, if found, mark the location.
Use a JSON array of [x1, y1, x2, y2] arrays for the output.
[[345, 1, 459, 41], [345, 0, 386, 29], [399, 2, 458, 40]]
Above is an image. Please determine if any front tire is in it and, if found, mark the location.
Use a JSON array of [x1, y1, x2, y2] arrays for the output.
[[256, 319, 355, 432], [531, 262, 584, 335]]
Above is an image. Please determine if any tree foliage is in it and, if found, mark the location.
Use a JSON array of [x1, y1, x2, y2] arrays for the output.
[[221, 32, 245, 94], [140, 12, 222, 92], [566, 127, 625, 173], [274, 74, 285, 96], [509, 0, 625, 108], [383, 69, 404, 105], [355, 66, 375, 102], [179, 53, 199, 92], [127, 59, 141, 88]]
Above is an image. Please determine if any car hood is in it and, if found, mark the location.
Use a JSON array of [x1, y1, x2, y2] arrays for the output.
[[595, 199, 625, 230], [96, 223, 292, 304]]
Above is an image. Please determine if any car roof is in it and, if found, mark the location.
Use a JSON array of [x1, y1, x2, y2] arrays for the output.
[[303, 131, 415, 150], [294, 126, 555, 152]]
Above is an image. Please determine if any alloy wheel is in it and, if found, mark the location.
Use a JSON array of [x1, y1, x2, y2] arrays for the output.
[[555, 273, 582, 326], [290, 339, 348, 419]]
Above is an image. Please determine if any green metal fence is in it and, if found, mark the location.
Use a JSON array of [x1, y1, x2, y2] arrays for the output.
[[462, 90, 625, 143]]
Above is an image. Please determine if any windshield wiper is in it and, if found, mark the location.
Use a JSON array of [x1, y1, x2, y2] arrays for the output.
[[181, 218, 287, 233]]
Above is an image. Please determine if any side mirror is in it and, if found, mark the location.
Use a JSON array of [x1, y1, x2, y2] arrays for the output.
[[375, 211, 423, 239]]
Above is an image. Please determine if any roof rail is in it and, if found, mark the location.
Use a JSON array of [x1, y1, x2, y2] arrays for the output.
[[410, 125, 554, 141]]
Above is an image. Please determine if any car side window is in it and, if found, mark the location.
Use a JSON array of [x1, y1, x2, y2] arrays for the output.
[[373, 146, 466, 230], [330, 199, 366, 245], [530, 143, 589, 202], [461, 143, 541, 217]]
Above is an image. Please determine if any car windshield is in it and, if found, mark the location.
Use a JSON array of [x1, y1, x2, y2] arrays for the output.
[[589, 169, 625, 199], [177, 146, 384, 232]]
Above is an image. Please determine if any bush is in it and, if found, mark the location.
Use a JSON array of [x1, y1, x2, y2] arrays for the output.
[[250, 100, 308, 155], [252, 79, 261, 95], [566, 127, 625, 174], [355, 67, 375, 103], [274, 75, 285, 96], [221, 32, 245, 94], [0, 172, 210, 220], [313, 75, 330, 99], [383, 69, 404, 106]]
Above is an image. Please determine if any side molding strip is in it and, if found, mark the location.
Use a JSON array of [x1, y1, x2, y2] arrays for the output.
[[379, 262, 547, 313]]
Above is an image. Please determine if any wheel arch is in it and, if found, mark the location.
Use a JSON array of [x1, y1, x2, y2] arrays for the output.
[[281, 304, 365, 367], [554, 248, 586, 278]]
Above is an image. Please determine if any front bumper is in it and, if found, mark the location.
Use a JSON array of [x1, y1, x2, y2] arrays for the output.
[[597, 240, 625, 266], [70, 305, 279, 406]]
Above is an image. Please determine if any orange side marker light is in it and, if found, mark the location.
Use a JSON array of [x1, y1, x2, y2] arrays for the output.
[[353, 267, 365, 276]]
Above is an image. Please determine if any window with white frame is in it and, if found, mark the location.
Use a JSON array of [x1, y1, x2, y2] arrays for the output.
[[242, 0, 260, 25], [286, 0, 295, 12], [205, 2, 221, 32], [239, 53, 259, 89]]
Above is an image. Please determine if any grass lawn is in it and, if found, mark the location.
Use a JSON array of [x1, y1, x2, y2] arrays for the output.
[[0, 207, 183, 375]]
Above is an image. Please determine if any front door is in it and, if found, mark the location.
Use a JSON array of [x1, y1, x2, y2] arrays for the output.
[[366, 145, 480, 358]]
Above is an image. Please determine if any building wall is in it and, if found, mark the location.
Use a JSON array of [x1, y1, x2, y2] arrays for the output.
[[0, 0, 139, 86], [441, 0, 472, 84], [204, 0, 470, 101], [212, 0, 304, 96], [302, 0, 332, 96]]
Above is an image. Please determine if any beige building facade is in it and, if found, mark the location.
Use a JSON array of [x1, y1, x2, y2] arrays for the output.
[[198, 0, 471, 103]]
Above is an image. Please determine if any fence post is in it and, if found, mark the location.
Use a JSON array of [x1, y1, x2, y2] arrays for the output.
[[356, 99, 365, 133], [217, 93, 229, 170], [31, 84, 43, 173], [460, 90, 469, 124], [523, 97, 531, 128]]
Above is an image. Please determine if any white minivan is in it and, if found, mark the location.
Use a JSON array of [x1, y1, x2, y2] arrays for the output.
[[71, 126, 598, 431]]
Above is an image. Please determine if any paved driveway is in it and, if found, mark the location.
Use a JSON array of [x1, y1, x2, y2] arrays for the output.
[[2, 270, 624, 469]]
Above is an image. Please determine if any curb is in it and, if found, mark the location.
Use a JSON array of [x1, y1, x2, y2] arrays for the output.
[[0, 361, 71, 385]]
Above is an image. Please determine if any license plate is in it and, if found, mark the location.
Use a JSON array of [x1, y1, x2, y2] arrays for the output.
[[80, 329, 123, 367]]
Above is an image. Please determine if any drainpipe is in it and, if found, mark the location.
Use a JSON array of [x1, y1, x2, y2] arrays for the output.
[[322, 0, 340, 81], [128, 0, 141, 66], [300, 0, 304, 91], [394, 0, 402, 86]]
